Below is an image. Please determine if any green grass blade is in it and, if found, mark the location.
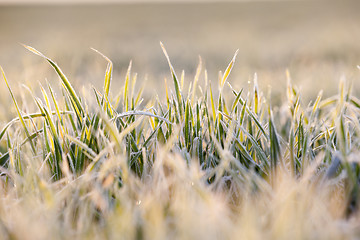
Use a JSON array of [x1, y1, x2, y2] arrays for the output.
[[269, 109, 281, 173], [23, 45, 84, 119], [184, 100, 191, 151], [231, 88, 268, 139], [160, 42, 183, 116]]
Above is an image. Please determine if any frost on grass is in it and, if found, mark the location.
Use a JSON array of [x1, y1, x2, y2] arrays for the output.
[[0, 45, 360, 239]]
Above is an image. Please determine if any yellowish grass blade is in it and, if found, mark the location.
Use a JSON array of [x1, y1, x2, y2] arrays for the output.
[[181, 70, 185, 91], [23, 44, 84, 118], [253, 73, 259, 115], [40, 86, 52, 114], [1, 66, 36, 154], [124, 60, 132, 112], [191, 56, 202, 104], [160, 42, 183, 112], [131, 73, 138, 106], [91, 48, 113, 99], [220, 49, 239, 90], [209, 82, 216, 120], [164, 77, 170, 108]]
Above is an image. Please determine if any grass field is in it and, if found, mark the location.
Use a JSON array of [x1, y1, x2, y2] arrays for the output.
[[1, 1, 360, 239], [1, 1, 360, 100]]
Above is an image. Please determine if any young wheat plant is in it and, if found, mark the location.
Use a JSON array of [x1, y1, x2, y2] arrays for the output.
[[0, 43, 359, 239]]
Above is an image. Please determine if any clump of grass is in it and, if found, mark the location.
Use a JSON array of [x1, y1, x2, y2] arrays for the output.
[[0, 44, 360, 239]]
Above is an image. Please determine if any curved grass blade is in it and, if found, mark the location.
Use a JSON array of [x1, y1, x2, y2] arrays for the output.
[[160, 42, 183, 116], [0, 111, 66, 142], [65, 133, 96, 160], [23, 44, 84, 119], [91, 48, 113, 99], [0, 128, 43, 166], [112, 110, 172, 125]]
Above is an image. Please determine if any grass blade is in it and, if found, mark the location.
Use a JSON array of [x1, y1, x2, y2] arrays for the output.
[[1, 66, 36, 154], [160, 42, 183, 116], [23, 44, 84, 119], [220, 49, 239, 91]]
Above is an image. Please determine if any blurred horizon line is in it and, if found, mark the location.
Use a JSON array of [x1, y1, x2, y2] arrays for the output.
[[0, 0, 333, 6]]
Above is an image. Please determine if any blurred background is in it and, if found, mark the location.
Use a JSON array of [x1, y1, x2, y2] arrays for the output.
[[0, 0, 359, 106]]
